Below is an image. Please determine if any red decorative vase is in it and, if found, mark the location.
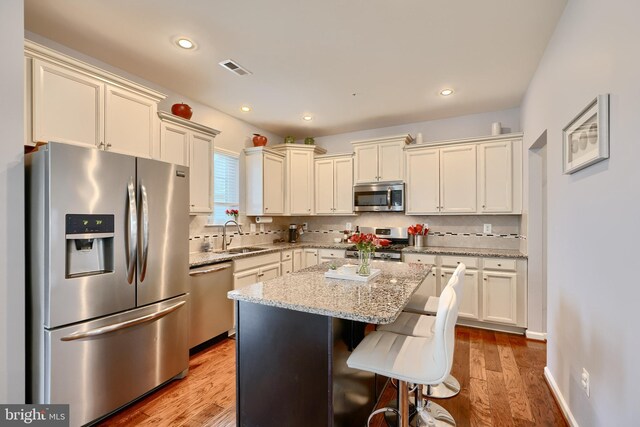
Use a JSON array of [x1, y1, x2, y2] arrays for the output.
[[252, 134, 268, 146], [171, 103, 193, 120]]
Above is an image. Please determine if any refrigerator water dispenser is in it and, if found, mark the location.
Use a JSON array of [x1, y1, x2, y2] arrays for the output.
[[65, 214, 115, 278]]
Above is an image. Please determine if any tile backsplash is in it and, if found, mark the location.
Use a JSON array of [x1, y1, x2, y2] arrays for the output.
[[189, 212, 525, 253]]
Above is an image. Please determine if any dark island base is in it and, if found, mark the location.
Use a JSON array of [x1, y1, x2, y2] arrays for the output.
[[236, 301, 384, 427]]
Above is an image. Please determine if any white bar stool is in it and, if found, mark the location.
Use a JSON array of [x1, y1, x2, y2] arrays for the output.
[[379, 263, 466, 400], [347, 284, 460, 427]]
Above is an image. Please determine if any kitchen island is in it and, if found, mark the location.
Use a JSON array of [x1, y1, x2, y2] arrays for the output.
[[228, 259, 431, 427]]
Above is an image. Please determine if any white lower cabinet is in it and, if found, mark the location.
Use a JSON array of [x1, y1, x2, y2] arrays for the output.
[[402, 253, 438, 299], [303, 249, 319, 268], [318, 249, 346, 263], [281, 259, 293, 275], [441, 267, 479, 320], [292, 249, 303, 272], [482, 271, 518, 325]]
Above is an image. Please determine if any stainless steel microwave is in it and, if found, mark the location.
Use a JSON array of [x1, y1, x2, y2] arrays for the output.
[[353, 182, 404, 212]]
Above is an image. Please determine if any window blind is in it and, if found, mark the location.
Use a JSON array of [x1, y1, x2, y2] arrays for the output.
[[211, 149, 240, 225]]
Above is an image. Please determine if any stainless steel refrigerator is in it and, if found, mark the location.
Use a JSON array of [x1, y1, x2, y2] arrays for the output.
[[26, 142, 190, 426]]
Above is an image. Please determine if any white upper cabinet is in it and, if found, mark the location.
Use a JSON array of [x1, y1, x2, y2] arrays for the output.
[[440, 144, 477, 213], [270, 144, 327, 215], [352, 135, 411, 184], [32, 58, 104, 149], [405, 134, 523, 215], [26, 41, 165, 157], [245, 148, 285, 216], [158, 112, 220, 214], [406, 148, 440, 214], [315, 154, 354, 215], [104, 85, 157, 158]]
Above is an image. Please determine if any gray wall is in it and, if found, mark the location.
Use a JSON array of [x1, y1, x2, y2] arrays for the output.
[[521, 0, 640, 424], [0, 0, 25, 403]]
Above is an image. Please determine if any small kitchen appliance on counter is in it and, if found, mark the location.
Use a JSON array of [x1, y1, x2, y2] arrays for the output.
[[288, 224, 299, 243], [345, 226, 409, 261], [26, 142, 190, 426]]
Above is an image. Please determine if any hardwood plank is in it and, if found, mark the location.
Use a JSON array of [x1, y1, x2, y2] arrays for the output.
[[469, 329, 487, 381], [469, 378, 491, 427], [509, 335, 546, 370], [519, 367, 568, 427], [486, 370, 516, 427], [480, 329, 502, 372], [495, 333, 535, 423]]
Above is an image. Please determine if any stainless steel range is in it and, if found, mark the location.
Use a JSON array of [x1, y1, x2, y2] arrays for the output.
[[345, 227, 408, 261]]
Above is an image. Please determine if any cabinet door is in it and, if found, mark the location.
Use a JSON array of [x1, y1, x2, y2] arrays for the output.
[[315, 159, 335, 214], [333, 157, 354, 214], [378, 141, 404, 182], [440, 145, 477, 213], [263, 153, 285, 215], [442, 267, 479, 320], [289, 150, 314, 214], [292, 249, 303, 272], [281, 259, 293, 275], [259, 263, 281, 281], [159, 122, 190, 166], [406, 148, 440, 214], [482, 271, 517, 325], [354, 144, 379, 184], [303, 249, 318, 268], [32, 59, 104, 148], [104, 85, 156, 158], [189, 131, 213, 213], [233, 268, 260, 290], [478, 141, 513, 213]]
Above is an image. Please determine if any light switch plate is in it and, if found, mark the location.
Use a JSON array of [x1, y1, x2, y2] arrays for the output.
[[483, 224, 492, 234], [346, 222, 352, 231], [250, 224, 256, 233], [259, 224, 265, 232]]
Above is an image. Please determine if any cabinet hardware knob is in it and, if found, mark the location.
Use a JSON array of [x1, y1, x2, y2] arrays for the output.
[[482, 205, 486, 208], [106, 142, 112, 149], [484, 278, 487, 281], [98, 141, 105, 149], [265, 207, 269, 210], [498, 263, 502, 267]]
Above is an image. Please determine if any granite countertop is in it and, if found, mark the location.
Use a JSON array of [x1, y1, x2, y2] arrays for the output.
[[402, 246, 527, 259], [227, 259, 432, 324], [189, 242, 353, 268], [190, 242, 526, 267]]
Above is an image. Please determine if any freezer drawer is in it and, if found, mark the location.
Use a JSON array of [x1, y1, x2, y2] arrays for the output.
[[36, 294, 189, 426]]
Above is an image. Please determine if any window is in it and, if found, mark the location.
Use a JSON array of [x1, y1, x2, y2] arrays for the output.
[[210, 149, 240, 225]]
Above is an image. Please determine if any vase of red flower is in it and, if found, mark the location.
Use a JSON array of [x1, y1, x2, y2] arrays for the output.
[[349, 233, 390, 276], [408, 224, 429, 247], [225, 209, 239, 220]]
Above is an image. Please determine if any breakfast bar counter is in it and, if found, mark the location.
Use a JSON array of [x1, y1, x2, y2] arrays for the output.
[[228, 260, 431, 427]]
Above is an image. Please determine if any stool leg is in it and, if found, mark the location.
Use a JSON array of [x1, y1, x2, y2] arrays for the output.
[[422, 374, 461, 399]]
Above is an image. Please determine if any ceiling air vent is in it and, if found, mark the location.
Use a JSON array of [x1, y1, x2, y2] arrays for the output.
[[219, 59, 252, 76]]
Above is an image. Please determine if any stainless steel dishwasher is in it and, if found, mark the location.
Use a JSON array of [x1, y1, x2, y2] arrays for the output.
[[188, 262, 233, 348]]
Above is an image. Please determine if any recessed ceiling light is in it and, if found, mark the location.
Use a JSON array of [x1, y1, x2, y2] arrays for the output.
[[176, 38, 195, 49], [302, 115, 313, 121], [240, 106, 251, 112], [440, 88, 454, 96]]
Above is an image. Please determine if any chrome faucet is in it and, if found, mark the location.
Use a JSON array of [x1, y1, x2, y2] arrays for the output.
[[222, 220, 243, 251]]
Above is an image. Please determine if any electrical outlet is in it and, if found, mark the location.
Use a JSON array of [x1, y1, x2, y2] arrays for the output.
[[259, 224, 265, 232], [302, 222, 308, 231], [581, 368, 590, 397], [250, 224, 256, 233], [483, 224, 492, 234], [346, 222, 352, 231]]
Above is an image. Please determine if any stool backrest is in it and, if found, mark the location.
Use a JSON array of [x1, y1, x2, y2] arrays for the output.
[[431, 280, 460, 384], [450, 263, 466, 302]]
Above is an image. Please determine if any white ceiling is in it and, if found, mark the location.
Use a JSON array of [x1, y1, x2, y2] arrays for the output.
[[24, 0, 566, 137]]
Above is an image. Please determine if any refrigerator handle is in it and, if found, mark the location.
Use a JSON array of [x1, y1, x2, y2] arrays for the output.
[[139, 182, 150, 282], [60, 300, 186, 341], [126, 178, 137, 284]]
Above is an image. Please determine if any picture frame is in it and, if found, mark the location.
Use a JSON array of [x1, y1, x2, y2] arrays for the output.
[[563, 94, 609, 174]]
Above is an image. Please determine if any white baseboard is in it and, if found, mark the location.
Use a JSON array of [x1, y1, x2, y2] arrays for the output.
[[525, 330, 547, 341], [544, 366, 579, 427]]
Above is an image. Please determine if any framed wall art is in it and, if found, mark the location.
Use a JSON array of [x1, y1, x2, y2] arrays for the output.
[[563, 94, 610, 174]]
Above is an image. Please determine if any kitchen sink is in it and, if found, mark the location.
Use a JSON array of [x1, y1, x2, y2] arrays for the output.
[[225, 246, 268, 255]]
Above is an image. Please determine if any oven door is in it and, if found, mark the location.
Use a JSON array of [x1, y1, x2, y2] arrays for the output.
[[353, 183, 404, 212]]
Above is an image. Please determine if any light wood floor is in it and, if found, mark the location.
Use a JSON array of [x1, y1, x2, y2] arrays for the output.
[[98, 326, 567, 426]]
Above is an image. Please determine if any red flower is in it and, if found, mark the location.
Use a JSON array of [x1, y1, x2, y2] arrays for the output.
[[408, 224, 429, 236]]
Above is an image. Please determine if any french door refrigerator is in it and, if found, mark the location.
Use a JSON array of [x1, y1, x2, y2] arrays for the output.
[[27, 142, 190, 426]]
